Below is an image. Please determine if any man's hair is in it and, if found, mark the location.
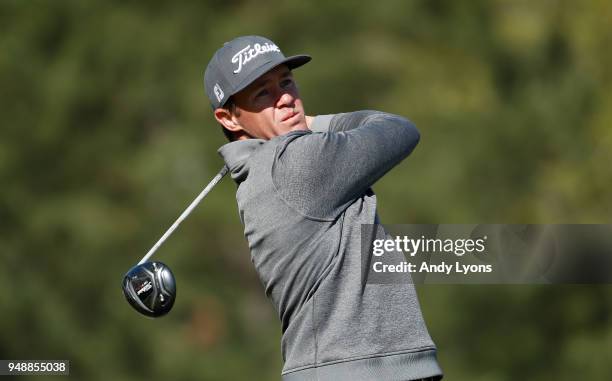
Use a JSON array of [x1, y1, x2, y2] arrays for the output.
[[220, 98, 238, 142]]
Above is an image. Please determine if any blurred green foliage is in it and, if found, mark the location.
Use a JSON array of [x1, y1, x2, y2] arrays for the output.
[[1, 1, 611, 380]]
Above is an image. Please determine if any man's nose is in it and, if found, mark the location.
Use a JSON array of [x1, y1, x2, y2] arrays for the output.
[[275, 90, 295, 108]]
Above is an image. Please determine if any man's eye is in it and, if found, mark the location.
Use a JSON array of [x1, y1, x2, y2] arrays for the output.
[[255, 89, 269, 98], [281, 79, 293, 88]]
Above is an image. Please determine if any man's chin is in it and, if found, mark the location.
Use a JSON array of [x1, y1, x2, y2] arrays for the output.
[[276, 121, 307, 135], [288, 117, 309, 131], [292, 121, 309, 131]]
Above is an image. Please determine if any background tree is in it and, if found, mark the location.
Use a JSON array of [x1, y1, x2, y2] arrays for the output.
[[1, 1, 610, 380]]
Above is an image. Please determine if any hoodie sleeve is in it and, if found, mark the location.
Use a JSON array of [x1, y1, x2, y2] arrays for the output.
[[272, 110, 420, 220]]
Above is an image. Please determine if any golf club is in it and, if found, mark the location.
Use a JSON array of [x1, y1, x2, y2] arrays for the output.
[[122, 165, 229, 317]]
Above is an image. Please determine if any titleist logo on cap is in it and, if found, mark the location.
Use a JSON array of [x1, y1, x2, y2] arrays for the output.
[[232, 43, 281, 74]]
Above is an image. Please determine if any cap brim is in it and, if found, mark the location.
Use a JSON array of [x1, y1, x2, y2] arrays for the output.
[[229, 54, 312, 102], [284, 54, 311, 70]]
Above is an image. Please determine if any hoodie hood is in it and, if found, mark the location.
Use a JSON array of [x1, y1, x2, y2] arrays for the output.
[[217, 139, 265, 183]]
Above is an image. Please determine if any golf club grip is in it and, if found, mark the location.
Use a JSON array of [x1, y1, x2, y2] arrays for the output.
[[137, 165, 229, 265]]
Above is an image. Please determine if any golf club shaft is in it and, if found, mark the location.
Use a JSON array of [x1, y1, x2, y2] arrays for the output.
[[137, 165, 229, 265]]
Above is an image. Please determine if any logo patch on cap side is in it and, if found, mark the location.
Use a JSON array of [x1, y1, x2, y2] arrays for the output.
[[213, 83, 224, 103], [231, 43, 281, 74]]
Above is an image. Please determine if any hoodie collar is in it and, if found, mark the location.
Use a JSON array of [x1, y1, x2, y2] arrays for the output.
[[217, 139, 265, 183]]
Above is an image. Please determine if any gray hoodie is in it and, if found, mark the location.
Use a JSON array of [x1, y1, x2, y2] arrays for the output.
[[218, 111, 442, 381]]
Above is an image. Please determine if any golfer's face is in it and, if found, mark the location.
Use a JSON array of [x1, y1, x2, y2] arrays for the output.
[[232, 64, 308, 139]]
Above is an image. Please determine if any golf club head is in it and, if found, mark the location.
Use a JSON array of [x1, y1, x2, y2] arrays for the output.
[[122, 261, 176, 318]]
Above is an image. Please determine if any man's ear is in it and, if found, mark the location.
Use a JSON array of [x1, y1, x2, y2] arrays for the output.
[[214, 108, 243, 134]]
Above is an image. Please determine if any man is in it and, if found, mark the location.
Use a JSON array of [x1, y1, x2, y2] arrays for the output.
[[204, 35, 443, 381]]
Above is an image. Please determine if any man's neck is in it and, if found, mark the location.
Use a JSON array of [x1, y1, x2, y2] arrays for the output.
[[234, 115, 315, 141], [305, 115, 314, 129]]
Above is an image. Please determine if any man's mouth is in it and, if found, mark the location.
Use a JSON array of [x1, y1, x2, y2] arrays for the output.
[[281, 111, 299, 123]]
